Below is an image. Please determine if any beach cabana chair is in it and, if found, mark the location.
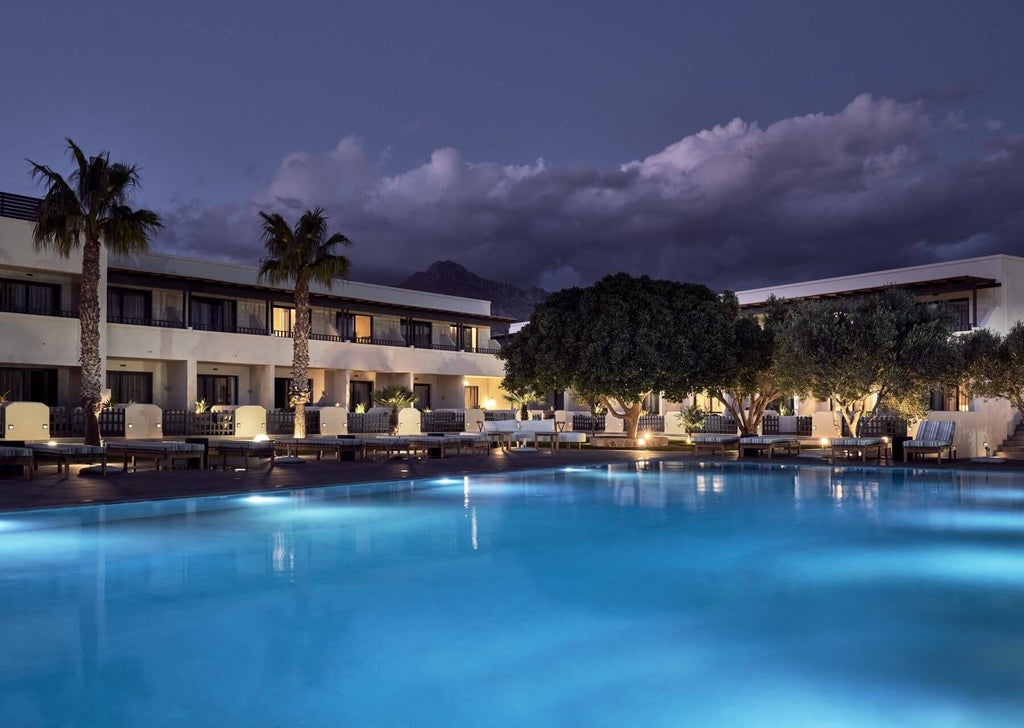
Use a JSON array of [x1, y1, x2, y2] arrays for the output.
[[903, 421, 956, 463]]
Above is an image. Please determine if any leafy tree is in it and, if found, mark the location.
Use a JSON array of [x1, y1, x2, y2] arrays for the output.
[[258, 207, 352, 438], [371, 385, 417, 435], [29, 139, 162, 446], [775, 288, 959, 436], [705, 295, 797, 435], [499, 273, 734, 439], [962, 322, 1024, 418]]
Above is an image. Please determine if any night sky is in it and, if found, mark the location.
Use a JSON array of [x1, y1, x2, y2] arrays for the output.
[[3, 0, 1023, 292]]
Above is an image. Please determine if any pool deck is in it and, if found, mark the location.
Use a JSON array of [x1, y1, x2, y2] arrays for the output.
[[1, 447, 1021, 513]]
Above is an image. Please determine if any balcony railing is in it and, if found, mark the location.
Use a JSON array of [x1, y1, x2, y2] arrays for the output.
[[108, 316, 184, 328], [100, 311, 502, 354], [638, 414, 665, 432], [1, 303, 77, 318], [421, 411, 465, 433], [701, 414, 738, 434], [48, 407, 125, 438], [161, 411, 236, 437], [572, 413, 606, 431], [347, 411, 390, 434], [267, 409, 321, 435], [762, 414, 814, 437]]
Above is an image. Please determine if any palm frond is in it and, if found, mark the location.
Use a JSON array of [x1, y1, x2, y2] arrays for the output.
[[257, 207, 353, 289], [102, 206, 162, 255]]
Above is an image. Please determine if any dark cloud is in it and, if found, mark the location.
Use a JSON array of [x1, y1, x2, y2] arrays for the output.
[[152, 95, 1024, 293]]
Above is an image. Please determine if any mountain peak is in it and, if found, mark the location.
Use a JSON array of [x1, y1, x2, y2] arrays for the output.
[[399, 261, 549, 321]]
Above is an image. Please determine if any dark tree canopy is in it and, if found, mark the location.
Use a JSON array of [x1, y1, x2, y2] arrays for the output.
[[499, 273, 735, 438], [705, 297, 797, 435], [962, 322, 1024, 418], [775, 288, 960, 435]]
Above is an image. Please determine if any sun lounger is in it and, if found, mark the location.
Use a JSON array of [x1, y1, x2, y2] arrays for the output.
[[410, 435, 466, 458], [827, 437, 888, 463], [207, 439, 276, 470], [105, 441, 205, 472], [458, 433, 492, 455], [691, 433, 740, 456], [27, 443, 107, 478], [739, 436, 800, 458], [274, 437, 367, 461], [904, 420, 956, 463], [0, 446, 34, 480], [363, 437, 427, 460]]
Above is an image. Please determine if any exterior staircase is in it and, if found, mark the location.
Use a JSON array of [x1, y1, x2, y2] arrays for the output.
[[995, 423, 1024, 459]]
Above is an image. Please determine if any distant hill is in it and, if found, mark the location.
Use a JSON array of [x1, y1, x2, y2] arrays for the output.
[[398, 260, 549, 321]]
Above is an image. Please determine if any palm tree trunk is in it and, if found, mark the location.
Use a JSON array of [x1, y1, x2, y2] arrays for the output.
[[291, 279, 311, 439], [80, 238, 103, 446]]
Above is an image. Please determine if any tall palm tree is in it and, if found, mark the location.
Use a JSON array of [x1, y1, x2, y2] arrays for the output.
[[28, 139, 162, 446], [257, 207, 352, 438]]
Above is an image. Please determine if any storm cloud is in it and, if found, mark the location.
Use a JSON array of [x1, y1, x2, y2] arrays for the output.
[[155, 94, 1024, 293]]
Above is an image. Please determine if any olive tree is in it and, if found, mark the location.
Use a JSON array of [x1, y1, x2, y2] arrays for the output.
[[499, 273, 734, 439], [962, 322, 1024, 418], [705, 297, 796, 435], [774, 288, 959, 436]]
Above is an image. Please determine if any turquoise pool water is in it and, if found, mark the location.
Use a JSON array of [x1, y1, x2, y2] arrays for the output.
[[1, 461, 1022, 726]]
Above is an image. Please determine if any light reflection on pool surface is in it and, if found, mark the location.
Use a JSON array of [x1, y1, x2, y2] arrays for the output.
[[0, 461, 1022, 727]]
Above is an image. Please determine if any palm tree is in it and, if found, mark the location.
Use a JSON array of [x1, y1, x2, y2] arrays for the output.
[[505, 387, 544, 421], [28, 139, 162, 446], [371, 385, 418, 435], [257, 207, 352, 438]]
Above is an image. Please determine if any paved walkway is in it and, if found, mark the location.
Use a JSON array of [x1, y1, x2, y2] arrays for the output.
[[1, 447, 1020, 513]]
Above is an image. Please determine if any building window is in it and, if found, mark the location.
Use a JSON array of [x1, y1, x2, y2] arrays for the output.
[[0, 367, 58, 406], [944, 298, 971, 332], [191, 297, 236, 332], [197, 375, 237, 406], [693, 392, 724, 413], [413, 383, 431, 411], [642, 392, 660, 415], [349, 381, 373, 411], [450, 325, 478, 350], [464, 385, 479, 409], [929, 385, 969, 412], [274, 377, 313, 409], [272, 306, 294, 335], [339, 313, 373, 342], [410, 320, 432, 348], [108, 287, 152, 324], [0, 278, 59, 315], [107, 371, 153, 404]]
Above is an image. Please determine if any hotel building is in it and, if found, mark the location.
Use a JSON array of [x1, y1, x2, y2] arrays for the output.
[[0, 192, 511, 415]]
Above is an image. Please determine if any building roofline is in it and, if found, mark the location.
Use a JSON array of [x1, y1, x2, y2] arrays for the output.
[[736, 253, 1020, 304]]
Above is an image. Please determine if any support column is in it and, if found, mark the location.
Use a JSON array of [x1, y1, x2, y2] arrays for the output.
[[251, 364, 274, 409]]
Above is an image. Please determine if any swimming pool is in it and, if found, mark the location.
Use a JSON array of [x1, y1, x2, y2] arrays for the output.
[[0, 461, 1022, 726]]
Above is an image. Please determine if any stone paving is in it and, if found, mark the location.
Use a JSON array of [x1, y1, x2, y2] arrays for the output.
[[1, 446, 1021, 513]]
